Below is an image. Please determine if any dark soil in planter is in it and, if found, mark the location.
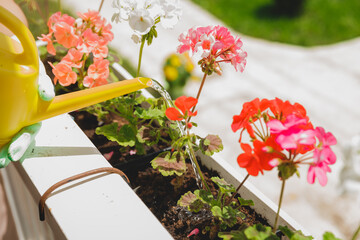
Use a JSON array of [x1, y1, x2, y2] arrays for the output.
[[127, 163, 269, 240], [71, 110, 269, 239]]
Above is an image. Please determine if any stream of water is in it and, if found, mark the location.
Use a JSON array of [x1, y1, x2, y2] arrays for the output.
[[150, 79, 203, 188]]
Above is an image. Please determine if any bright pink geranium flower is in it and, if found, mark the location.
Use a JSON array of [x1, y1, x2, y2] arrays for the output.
[[307, 148, 333, 186], [267, 115, 315, 150], [49, 61, 77, 86], [315, 127, 337, 148], [177, 25, 247, 75], [166, 96, 198, 121]]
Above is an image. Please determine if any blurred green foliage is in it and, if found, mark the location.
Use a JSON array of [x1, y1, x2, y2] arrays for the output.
[[15, 0, 68, 38], [191, 0, 360, 46]]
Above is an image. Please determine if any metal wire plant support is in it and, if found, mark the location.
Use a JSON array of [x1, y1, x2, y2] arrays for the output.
[[39, 167, 130, 221]]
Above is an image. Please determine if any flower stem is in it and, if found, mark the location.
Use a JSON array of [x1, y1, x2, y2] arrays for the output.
[[187, 72, 207, 122], [136, 38, 146, 78], [187, 138, 210, 192], [98, 0, 105, 12], [226, 173, 250, 205], [352, 223, 360, 240], [273, 179, 286, 233], [195, 72, 208, 101], [130, 37, 146, 113]]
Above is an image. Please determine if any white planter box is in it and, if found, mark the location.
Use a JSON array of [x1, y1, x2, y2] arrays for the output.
[[1, 64, 309, 240]]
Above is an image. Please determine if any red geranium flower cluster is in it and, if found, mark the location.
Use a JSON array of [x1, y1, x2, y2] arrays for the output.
[[39, 10, 114, 88], [177, 25, 247, 75], [232, 98, 337, 186]]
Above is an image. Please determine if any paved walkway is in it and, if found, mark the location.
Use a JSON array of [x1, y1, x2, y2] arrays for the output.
[[9, 0, 357, 239]]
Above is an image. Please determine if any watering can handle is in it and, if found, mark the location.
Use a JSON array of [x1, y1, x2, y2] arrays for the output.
[[0, 6, 38, 67]]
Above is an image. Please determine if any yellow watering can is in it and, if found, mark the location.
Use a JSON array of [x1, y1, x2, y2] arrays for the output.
[[0, 6, 151, 149]]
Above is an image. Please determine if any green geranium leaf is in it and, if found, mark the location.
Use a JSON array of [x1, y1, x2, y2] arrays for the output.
[[195, 189, 216, 205], [136, 126, 149, 144], [95, 123, 119, 142], [134, 106, 164, 120], [95, 123, 136, 147], [322, 232, 341, 240], [177, 191, 204, 213], [151, 152, 186, 176], [117, 124, 137, 147], [211, 206, 223, 218], [134, 93, 146, 105], [212, 177, 236, 195], [238, 197, 254, 206], [211, 206, 238, 227], [134, 140, 145, 155], [278, 226, 314, 240], [218, 230, 247, 240], [200, 134, 223, 156], [136, 126, 160, 146], [244, 224, 277, 240]]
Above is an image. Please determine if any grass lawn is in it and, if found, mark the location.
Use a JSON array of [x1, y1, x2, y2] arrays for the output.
[[191, 0, 360, 46]]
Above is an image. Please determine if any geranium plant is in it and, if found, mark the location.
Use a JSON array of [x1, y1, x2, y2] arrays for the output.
[[152, 25, 247, 185], [149, 25, 257, 237]]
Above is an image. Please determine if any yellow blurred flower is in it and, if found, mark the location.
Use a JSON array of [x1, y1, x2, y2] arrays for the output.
[[183, 52, 194, 72], [164, 66, 178, 81], [170, 54, 182, 67]]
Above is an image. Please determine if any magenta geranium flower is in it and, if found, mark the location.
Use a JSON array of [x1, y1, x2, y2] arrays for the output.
[[315, 127, 337, 148], [307, 149, 333, 186], [267, 115, 315, 150]]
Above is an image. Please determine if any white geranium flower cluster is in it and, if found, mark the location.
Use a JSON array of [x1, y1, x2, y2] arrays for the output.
[[112, 0, 182, 43]]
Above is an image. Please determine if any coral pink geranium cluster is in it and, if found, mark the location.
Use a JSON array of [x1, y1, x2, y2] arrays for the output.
[[177, 25, 247, 75], [232, 98, 337, 186], [39, 10, 114, 88]]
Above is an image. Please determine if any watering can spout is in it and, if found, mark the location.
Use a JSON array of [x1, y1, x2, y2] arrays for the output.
[[30, 77, 153, 125]]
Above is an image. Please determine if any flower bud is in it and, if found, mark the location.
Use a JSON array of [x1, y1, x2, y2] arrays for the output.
[[269, 158, 280, 167], [214, 63, 222, 76]]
